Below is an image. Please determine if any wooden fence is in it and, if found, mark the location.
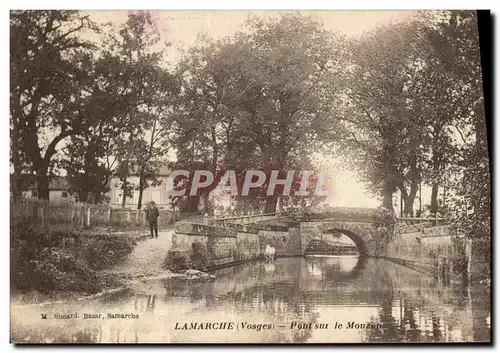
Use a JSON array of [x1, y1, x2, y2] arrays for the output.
[[10, 198, 179, 229]]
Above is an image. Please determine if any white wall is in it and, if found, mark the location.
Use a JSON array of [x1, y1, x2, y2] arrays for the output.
[[22, 189, 74, 202], [106, 176, 171, 209]]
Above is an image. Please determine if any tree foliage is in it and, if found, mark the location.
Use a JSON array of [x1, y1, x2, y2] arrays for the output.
[[10, 10, 97, 199], [172, 13, 346, 213], [10, 10, 490, 239], [339, 10, 489, 238]]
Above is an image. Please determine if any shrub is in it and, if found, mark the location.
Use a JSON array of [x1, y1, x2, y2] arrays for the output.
[[81, 234, 136, 271], [190, 241, 209, 268], [451, 237, 468, 277], [10, 221, 136, 294], [373, 207, 396, 240], [163, 251, 189, 271]]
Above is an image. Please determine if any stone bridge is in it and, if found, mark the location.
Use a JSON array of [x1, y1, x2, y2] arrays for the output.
[[166, 207, 489, 283], [167, 208, 386, 270]]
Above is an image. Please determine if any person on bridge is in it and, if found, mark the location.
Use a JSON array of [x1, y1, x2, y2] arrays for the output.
[[146, 201, 160, 238]]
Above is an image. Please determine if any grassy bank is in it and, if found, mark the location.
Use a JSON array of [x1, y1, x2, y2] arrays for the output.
[[11, 220, 140, 296]]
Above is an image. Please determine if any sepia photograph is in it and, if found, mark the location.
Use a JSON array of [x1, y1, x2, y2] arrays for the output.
[[9, 9, 491, 344]]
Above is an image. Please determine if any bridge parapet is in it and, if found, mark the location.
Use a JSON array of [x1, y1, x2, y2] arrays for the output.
[[298, 215, 375, 223], [210, 222, 261, 234], [397, 216, 448, 227], [293, 207, 377, 222], [396, 222, 433, 234], [175, 222, 237, 238], [215, 212, 289, 226], [422, 225, 462, 237]]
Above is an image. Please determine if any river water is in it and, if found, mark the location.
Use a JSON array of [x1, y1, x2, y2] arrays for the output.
[[11, 256, 490, 344]]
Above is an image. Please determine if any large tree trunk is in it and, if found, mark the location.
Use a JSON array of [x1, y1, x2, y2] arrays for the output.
[[400, 151, 420, 217], [11, 93, 24, 200], [191, 196, 200, 213], [430, 150, 441, 214], [10, 138, 23, 200], [78, 189, 89, 203], [430, 184, 439, 214], [400, 185, 418, 217], [121, 176, 128, 208], [10, 171, 22, 200], [184, 195, 200, 213], [408, 153, 419, 216], [30, 129, 70, 201], [243, 197, 248, 215], [137, 167, 146, 210], [405, 186, 419, 217], [381, 141, 396, 210], [382, 176, 395, 210], [137, 188, 145, 210], [382, 186, 393, 210], [403, 194, 415, 216], [278, 195, 284, 212], [202, 193, 210, 214], [264, 194, 279, 213], [87, 191, 98, 204], [36, 168, 50, 200]]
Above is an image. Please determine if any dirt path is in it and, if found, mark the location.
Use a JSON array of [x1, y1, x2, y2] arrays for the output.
[[12, 229, 177, 307], [102, 229, 174, 278], [102, 213, 212, 280]]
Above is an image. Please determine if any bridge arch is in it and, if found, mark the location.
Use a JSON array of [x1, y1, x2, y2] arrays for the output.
[[300, 220, 375, 257], [322, 229, 367, 255]]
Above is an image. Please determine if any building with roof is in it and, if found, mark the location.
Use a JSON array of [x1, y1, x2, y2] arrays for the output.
[[105, 165, 174, 209], [21, 176, 76, 202]]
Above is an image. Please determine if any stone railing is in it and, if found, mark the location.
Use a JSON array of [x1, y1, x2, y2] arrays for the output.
[[174, 222, 237, 238], [214, 222, 261, 234], [291, 207, 376, 223], [396, 222, 432, 234], [397, 216, 448, 227], [214, 212, 289, 226], [396, 223, 463, 238], [395, 215, 451, 234], [298, 214, 375, 223], [422, 225, 463, 237]]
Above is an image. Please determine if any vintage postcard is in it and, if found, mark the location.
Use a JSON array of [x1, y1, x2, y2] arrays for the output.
[[10, 10, 491, 344]]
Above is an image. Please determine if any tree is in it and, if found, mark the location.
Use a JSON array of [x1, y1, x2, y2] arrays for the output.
[[110, 11, 177, 209], [341, 10, 489, 227], [62, 11, 176, 205], [62, 46, 146, 203], [64, 126, 117, 203], [172, 36, 258, 213], [10, 10, 96, 199], [135, 107, 175, 210], [227, 13, 347, 212], [341, 21, 426, 212], [173, 14, 346, 213], [422, 11, 489, 238]]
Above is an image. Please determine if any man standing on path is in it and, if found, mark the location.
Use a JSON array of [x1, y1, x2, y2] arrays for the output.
[[145, 201, 160, 238]]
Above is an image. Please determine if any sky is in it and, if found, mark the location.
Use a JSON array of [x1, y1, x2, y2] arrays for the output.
[[85, 10, 426, 209]]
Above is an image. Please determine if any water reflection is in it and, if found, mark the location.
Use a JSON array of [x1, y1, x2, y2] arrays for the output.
[[11, 257, 490, 343]]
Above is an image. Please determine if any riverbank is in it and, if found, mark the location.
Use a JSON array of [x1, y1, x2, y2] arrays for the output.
[[11, 268, 217, 308], [11, 220, 226, 307], [10, 219, 154, 299]]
